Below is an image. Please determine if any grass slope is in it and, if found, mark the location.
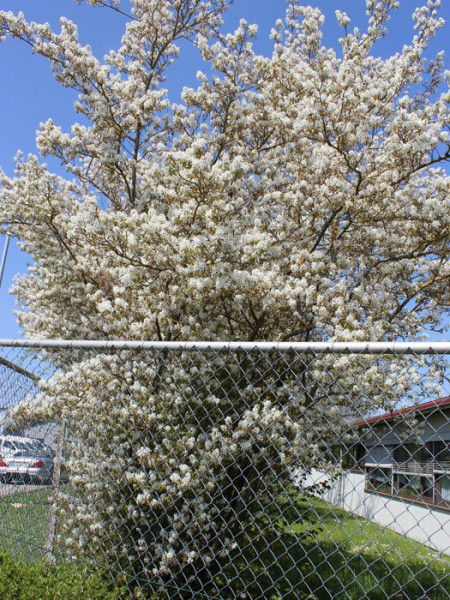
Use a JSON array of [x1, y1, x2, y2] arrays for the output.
[[0, 486, 448, 599], [220, 492, 450, 599]]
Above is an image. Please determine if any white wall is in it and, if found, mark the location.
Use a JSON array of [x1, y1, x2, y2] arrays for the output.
[[321, 471, 450, 555]]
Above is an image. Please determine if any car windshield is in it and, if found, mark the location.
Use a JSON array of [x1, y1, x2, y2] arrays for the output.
[[5, 441, 29, 452], [26, 441, 53, 455], [2, 439, 44, 453], [14, 442, 30, 451]]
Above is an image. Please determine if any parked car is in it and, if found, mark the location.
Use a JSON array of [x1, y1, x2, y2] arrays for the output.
[[0, 435, 54, 485], [23, 438, 54, 457]]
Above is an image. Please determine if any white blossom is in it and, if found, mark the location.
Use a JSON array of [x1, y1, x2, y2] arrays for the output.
[[0, 0, 448, 593]]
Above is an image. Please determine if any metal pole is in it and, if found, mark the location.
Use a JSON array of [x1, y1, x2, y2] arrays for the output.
[[45, 420, 66, 565], [0, 234, 11, 289]]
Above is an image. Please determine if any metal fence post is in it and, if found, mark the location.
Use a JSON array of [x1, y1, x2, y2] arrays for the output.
[[45, 420, 66, 565], [0, 234, 11, 289]]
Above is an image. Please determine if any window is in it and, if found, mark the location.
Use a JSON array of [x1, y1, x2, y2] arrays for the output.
[[433, 442, 450, 464], [394, 473, 433, 502], [436, 474, 450, 507], [365, 466, 392, 495], [342, 443, 366, 471], [364, 441, 449, 510], [393, 443, 420, 463]]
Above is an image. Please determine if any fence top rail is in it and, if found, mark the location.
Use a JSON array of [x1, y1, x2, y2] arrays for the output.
[[0, 339, 449, 354]]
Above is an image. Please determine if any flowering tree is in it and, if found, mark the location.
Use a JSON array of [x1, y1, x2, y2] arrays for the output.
[[0, 0, 449, 595]]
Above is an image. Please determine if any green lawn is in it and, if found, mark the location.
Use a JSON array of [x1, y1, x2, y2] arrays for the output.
[[0, 487, 50, 561], [219, 492, 450, 599], [0, 487, 448, 599]]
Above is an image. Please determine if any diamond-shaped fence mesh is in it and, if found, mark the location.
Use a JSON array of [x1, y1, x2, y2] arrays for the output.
[[0, 340, 448, 599]]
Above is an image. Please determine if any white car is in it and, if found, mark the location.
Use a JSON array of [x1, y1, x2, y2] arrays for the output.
[[0, 435, 54, 485]]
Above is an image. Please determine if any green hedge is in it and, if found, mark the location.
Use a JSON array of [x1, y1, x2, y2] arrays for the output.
[[0, 553, 121, 600]]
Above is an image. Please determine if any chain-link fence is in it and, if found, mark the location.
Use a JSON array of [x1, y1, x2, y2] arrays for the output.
[[0, 340, 449, 599]]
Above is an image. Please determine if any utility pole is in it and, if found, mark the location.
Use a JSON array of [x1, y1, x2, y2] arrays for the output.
[[0, 234, 11, 289]]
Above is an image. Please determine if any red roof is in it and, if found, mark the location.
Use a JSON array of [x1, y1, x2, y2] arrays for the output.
[[354, 395, 450, 427]]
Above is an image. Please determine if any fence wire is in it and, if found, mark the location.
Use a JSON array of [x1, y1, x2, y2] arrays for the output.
[[0, 340, 448, 599]]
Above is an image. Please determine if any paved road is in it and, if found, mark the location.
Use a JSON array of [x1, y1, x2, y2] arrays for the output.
[[0, 483, 50, 497]]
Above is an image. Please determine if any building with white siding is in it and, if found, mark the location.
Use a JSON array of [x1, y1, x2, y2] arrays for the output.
[[322, 396, 450, 554]]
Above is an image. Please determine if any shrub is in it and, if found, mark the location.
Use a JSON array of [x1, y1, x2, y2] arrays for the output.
[[0, 553, 120, 600]]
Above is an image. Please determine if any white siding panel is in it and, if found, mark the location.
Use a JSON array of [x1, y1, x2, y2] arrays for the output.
[[323, 472, 450, 555]]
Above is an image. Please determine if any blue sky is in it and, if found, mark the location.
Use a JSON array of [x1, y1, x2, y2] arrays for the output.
[[0, 0, 448, 339]]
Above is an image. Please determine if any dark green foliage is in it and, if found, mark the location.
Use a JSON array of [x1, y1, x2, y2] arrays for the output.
[[0, 553, 121, 600]]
